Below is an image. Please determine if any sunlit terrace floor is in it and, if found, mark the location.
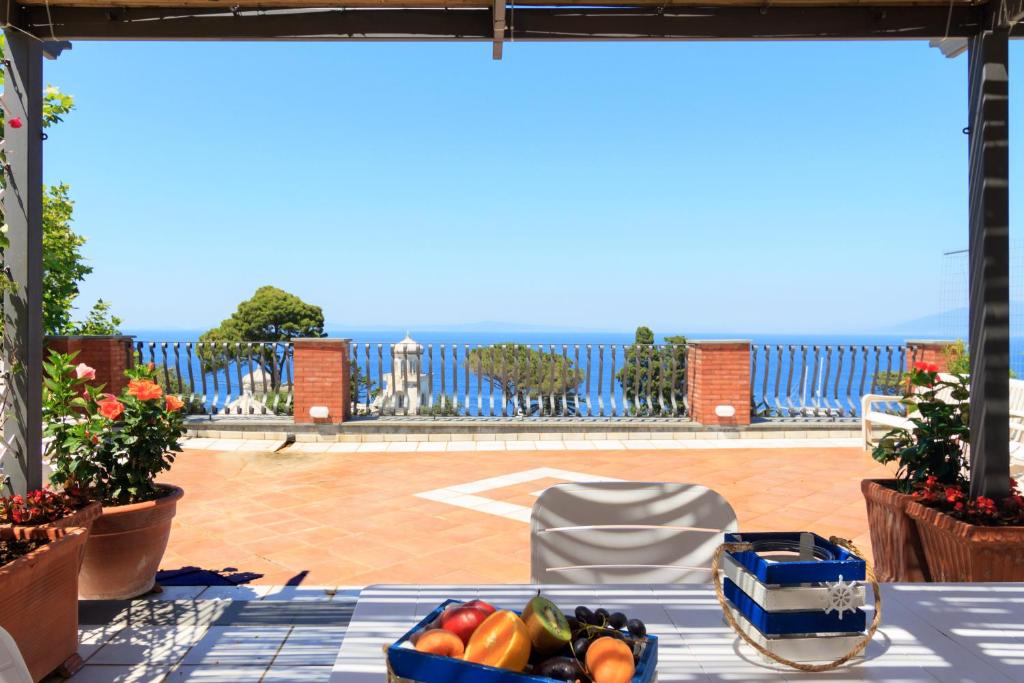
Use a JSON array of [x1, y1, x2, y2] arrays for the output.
[[157, 443, 894, 586]]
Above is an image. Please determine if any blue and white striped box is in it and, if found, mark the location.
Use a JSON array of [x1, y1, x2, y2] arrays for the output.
[[720, 532, 868, 662]]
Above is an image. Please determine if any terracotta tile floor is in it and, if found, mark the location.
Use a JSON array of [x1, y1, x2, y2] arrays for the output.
[[158, 446, 894, 586]]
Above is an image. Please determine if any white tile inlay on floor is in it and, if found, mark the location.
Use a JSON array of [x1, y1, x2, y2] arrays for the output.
[[53, 664, 172, 683], [272, 627, 348, 666], [166, 665, 267, 681], [180, 626, 292, 667], [413, 467, 624, 523], [87, 626, 210, 666]]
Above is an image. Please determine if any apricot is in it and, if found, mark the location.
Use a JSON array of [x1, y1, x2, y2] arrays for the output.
[[414, 628, 465, 658], [585, 636, 636, 683], [463, 610, 532, 672]]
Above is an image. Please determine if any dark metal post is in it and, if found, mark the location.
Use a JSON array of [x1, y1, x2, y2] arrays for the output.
[[1, 30, 44, 496], [966, 4, 1010, 500]]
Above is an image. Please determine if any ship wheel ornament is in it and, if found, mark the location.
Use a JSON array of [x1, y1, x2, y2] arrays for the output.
[[823, 575, 858, 621]]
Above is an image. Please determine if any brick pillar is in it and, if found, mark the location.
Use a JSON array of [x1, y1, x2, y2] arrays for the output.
[[686, 340, 751, 427], [44, 335, 135, 395], [906, 340, 958, 373], [293, 338, 351, 424]]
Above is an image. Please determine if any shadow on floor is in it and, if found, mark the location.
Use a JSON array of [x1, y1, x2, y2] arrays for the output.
[[156, 565, 263, 586]]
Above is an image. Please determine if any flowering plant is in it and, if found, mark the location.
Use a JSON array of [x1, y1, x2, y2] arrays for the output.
[[913, 476, 1024, 526], [872, 363, 970, 493], [0, 489, 72, 525], [43, 351, 186, 506]]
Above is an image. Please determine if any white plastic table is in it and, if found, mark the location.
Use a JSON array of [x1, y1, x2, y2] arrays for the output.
[[330, 583, 1024, 682]]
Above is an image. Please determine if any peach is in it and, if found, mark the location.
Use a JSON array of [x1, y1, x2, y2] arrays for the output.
[[414, 628, 465, 658]]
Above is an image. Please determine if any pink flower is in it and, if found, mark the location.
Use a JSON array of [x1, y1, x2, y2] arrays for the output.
[[75, 363, 96, 381]]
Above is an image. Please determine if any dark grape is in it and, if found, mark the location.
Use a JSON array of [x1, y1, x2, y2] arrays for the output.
[[533, 657, 584, 680], [594, 607, 610, 624], [608, 611, 628, 629], [606, 629, 627, 642], [566, 616, 580, 633], [571, 636, 591, 660], [627, 618, 647, 638], [574, 606, 595, 625]]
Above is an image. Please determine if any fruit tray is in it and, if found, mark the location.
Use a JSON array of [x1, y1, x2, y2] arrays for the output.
[[386, 599, 659, 683]]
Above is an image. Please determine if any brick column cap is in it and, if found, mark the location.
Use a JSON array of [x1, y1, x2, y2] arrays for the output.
[[687, 339, 751, 346], [45, 334, 135, 341], [293, 337, 351, 346], [906, 339, 958, 346]]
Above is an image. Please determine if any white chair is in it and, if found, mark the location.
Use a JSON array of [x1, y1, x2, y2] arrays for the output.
[[0, 627, 31, 683], [530, 482, 738, 584], [864, 375, 1024, 460], [861, 373, 958, 449]]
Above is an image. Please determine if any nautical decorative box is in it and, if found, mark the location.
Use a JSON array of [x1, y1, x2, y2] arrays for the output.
[[717, 532, 871, 663], [386, 599, 659, 683]]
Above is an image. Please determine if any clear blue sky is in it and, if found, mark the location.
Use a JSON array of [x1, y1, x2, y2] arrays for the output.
[[43, 40, 1021, 334]]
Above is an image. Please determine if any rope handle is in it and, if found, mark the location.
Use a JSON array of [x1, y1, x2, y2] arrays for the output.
[[712, 537, 882, 673]]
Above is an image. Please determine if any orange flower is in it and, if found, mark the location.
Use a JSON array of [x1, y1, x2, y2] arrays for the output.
[[128, 379, 163, 401], [97, 396, 125, 420], [165, 395, 184, 412]]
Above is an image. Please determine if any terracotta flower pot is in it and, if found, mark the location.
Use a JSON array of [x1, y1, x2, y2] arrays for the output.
[[861, 479, 931, 582], [0, 526, 87, 682], [907, 500, 1024, 581], [78, 485, 184, 600], [3, 501, 102, 571]]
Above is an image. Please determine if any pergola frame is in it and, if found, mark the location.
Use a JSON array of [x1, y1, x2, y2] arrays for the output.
[[0, 1, 1019, 498]]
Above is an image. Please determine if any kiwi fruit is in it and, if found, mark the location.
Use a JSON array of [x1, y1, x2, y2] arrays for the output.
[[523, 595, 573, 655]]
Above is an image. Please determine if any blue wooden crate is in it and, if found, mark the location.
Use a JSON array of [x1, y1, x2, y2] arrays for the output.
[[387, 599, 658, 683], [724, 532, 866, 585]]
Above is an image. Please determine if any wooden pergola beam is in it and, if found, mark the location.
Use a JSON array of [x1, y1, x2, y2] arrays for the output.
[[967, 1, 1011, 500], [4, 5, 985, 42], [1, 28, 45, 496]]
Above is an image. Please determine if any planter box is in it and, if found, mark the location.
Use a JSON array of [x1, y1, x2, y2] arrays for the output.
[[0, 526, 87, 682], [907, 500, 1024, 581], [2, 501, 102, 571], [861, 479, 930, 582], [387, 600, 658, 683]]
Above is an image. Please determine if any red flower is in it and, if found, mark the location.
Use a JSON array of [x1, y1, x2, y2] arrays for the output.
[[0, 489, 71, 525], [927, 363, 940, 373], [128, 379, 163, 401], [97, 396, 125, 420], [165, 395, 184, 412], [914, 361, 929, 371], [8, 117, 22, 129]]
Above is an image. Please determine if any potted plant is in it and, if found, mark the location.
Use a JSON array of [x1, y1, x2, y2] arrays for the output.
[[865, 363, 969, 581], [0, 526, 87, 681], [43, 351, 186, 599], [0, 488, 100, 569], [904, 476, 1024, 580]]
